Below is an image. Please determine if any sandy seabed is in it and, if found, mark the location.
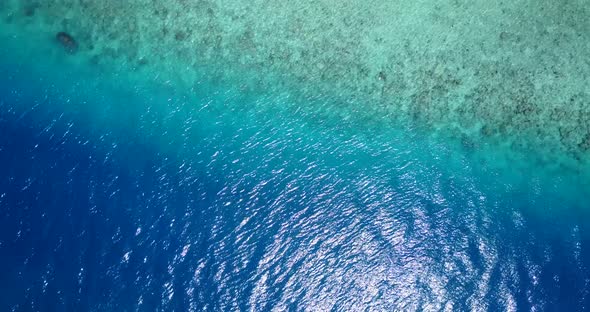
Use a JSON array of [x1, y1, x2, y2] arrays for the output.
[[1, 0, 589, 169]]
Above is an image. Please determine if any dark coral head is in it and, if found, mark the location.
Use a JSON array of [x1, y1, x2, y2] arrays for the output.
[[56, 32, 78, 54]]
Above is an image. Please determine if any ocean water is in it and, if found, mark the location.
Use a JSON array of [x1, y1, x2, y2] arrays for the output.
[[1, 1, 590, 311]]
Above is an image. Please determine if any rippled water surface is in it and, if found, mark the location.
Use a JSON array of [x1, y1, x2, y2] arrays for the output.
[[1, 5, 590, 311]]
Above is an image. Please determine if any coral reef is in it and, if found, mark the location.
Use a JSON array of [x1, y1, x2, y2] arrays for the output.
[[1, 0, 588, 164], [56, 31, 77, 53]]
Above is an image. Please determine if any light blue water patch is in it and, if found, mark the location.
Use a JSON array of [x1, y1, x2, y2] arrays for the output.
[[1, 16, 590, 311], [3, 0, 589, 165]]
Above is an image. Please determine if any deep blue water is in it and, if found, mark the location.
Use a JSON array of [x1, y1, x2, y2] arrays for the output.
[[1, 28, 590, 311]]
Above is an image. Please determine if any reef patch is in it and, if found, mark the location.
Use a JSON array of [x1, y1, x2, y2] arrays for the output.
[[56, 31, 78, 54]]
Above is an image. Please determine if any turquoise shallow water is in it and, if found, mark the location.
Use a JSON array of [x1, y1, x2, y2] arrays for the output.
[[1, 2, 590, 311]]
